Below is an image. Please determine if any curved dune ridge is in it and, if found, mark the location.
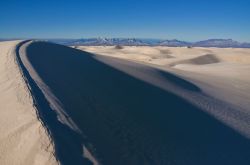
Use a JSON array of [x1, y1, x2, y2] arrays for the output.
[[0, 41, 57, 165], [16, 41, 250, 165]]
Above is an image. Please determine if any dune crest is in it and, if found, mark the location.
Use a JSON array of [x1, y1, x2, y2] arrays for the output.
[[170, 54, 220, 66]]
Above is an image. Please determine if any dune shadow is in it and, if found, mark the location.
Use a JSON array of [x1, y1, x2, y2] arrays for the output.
[[157, 70, 201, 92], [23, 41, 250, 165], [159, 49, 175, 58]]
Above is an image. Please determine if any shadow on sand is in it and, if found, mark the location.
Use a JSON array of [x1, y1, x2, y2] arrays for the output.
[[21, 41, 250, 165]]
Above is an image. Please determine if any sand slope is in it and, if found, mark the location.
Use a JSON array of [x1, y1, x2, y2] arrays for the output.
[[18, 41, 250, 165], [0, 41, 57, 165]]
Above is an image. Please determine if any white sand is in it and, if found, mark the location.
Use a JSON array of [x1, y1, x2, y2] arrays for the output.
[[1, 41, 249, 163], [0, 41, 57, 165]]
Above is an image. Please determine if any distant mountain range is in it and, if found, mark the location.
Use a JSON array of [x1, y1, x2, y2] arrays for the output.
[[192, 39, 250, 48], [1, 38, 250, 48], [47, 38, 250, 48]]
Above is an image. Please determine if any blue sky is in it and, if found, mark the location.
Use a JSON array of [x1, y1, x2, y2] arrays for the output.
[[0, 0, 250, 42]]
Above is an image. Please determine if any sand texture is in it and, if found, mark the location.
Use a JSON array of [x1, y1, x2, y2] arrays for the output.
[[0, 41, 57, 165]]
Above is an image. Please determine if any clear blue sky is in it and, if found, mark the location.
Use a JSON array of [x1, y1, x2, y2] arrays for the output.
[[0, 0, 250, 42]]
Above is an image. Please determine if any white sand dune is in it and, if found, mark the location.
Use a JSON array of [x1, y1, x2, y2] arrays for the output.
[[0, 41, 57, 165], [1, 41, 250, 165]]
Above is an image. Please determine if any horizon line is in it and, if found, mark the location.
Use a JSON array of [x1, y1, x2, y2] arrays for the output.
[[1, 37, 250, 43]]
